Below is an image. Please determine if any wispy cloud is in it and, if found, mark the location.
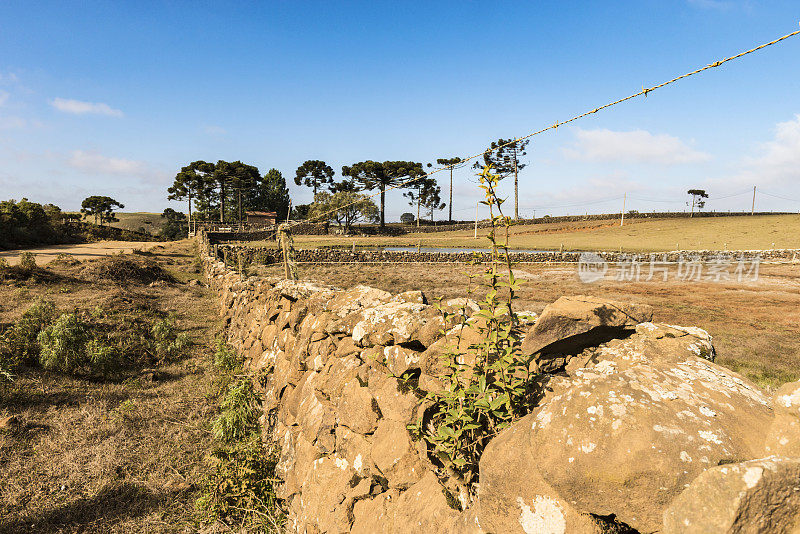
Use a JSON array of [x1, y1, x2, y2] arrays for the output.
[[51, 97, 124, 117], [563, 128, 711, 165], [67, 150, 145, 175], [720, 114, 800, 189], [0, 116, 28, 129], [0, 90, 9, 106], [0, 72, 19, 84]]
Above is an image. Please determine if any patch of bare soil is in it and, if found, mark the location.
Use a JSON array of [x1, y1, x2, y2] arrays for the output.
[[0, 240, 217, 533]]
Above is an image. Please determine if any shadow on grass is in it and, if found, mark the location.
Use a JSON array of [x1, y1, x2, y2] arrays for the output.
[[0, 483, 184, 534]]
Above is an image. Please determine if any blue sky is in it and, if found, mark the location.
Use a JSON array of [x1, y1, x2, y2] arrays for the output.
[[1, 1, 798, 220]]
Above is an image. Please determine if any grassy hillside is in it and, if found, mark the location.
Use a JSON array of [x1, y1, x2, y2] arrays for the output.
[[67, 212, 167, 235], [291, 214, 800, 252]]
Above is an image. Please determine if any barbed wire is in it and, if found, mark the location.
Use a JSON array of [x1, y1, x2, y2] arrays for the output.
[[295, 26, 800, 228]]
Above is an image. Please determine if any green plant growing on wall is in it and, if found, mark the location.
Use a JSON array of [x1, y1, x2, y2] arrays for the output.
[[408, 165, 538, 507]]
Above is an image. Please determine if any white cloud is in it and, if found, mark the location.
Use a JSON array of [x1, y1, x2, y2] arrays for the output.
[[722, 114, 800, 188], [67, 150, 146, 175], [51, 97, 124, 117], [563, 128, 711, 165], [0, 91, 9, 106]]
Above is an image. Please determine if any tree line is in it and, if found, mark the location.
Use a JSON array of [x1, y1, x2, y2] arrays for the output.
[[167, 138, 531, 232]]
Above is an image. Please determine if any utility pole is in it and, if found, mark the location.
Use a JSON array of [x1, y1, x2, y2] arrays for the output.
[[474, 201, 479, 239], [513, 155, 519, 221], [620, 192, 626, 226], [751, 186, 756, 215], [449, 166, 453, 223]]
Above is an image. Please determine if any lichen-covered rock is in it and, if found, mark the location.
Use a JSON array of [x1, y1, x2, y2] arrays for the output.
[[392, 290, 427, 305], [351, 301, 444, 349], [335, 425, 374, 478], [662, 456, 800, 533], [371, 419, 427, 489], [327, 284, 393, 317], [478, 415, 607, 534], [518, 325, 772, 532], [370, 372, 424, 424], [384, 345, 423, 376], [764, 380, 800, 457], [391, 472, 461, 532], [521, 295, 653, 372]]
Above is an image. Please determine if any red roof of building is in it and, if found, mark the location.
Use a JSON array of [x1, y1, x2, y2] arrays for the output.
[[245, 211, 277, 216]]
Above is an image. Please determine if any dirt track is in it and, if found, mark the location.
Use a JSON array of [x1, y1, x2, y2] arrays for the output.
[[0, 241, 161, 266]]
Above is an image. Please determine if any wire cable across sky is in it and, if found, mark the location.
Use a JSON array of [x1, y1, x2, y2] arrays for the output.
[[297, 24, 800, 228]]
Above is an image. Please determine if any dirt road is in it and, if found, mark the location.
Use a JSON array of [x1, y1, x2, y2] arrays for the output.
[[0, 241, 162, 265]]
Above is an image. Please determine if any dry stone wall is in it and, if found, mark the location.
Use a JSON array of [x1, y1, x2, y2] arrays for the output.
[[202, 246, 800, 533], [213, 244, 800, 266]]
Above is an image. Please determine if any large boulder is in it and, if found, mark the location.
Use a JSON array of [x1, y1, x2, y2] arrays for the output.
[[479, 323, 773, 533], [521, 296, 653, 372], [662, 457, 800, 533], [763, 380, 800, 457], [478, 413, 615, 534]]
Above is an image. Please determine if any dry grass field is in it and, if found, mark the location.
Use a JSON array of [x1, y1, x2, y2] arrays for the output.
[[254, 260, 800, 391], [290, 214, 800, 252], [0, 241, 220, 533]]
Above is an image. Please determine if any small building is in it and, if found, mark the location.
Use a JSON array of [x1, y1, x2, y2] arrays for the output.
[[245, 211, 277, 226]]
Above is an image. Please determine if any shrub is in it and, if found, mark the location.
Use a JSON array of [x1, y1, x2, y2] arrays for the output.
[[408, 165, 540, 506], [196, 435, 282, 530], [18, 252, 36, 271], [212, 377, 260, 443], [1, 299, 57, 368], [148, 316, 189, 361], [37, 313, 90, 373], [198, 344, 283, 530], [213, 337, 241, 371]]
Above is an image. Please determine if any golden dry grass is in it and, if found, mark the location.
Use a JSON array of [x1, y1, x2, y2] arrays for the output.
[[254, 260, 800, 391], [287, 214, 800, 252], [0, 240, 220, 533]]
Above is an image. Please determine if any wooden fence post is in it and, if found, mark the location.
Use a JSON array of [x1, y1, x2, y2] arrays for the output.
[[278, 223, 299, 281]]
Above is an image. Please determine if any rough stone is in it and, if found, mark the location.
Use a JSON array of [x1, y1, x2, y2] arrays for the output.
[[520, 326, 772, 532], [371, 419, 426, 489], [521, 295, 654, 372], [384, 345, 423, 376], [764, 380, 800, 457], [337, 380, 381, 435], [663, 456, 800, 533]]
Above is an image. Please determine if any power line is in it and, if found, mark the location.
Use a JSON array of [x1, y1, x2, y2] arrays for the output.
[[296, 25, 800, 228], [759, 190, 800, 202]]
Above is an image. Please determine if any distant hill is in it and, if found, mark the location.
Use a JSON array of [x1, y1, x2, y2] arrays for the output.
[[67, 212, 169, 236]]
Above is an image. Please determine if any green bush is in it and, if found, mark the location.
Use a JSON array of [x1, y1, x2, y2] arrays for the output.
[[37, 313, 91, 373], [212, 377, 260, 443], [1, 299, 57, 368], [196, 435, 282, 530], [149, 316, 189, 361], [18, 252, 36, 271], [408, 165, 540, 504], [213, 337, 241, 371], [198, 345, 283, 530]]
